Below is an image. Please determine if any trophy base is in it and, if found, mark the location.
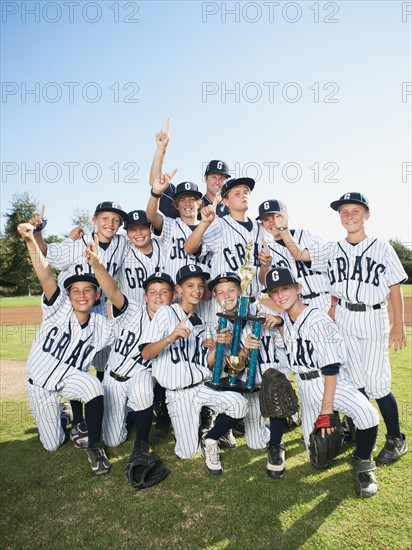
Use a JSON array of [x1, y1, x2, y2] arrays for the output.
[[205, 379, 260, 394]]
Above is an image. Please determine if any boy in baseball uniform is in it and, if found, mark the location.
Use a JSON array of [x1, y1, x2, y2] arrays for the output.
[[251, 267, 380, 498], [17, 223, 121, 476], [139, 265, 249, 476], [272, 192, 408, 464]]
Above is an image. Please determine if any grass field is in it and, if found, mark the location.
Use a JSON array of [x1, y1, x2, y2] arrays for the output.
[[0, 327, 411, 548], [0, 295, 42, 307]]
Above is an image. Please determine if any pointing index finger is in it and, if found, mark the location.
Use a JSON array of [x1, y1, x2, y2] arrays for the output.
[[39, 205, 45, 218], [166, 117, 171, 133], [179, 314, 191, 325]]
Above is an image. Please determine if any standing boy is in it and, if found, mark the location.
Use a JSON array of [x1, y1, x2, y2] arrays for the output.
[[272, 193, 408, 464]]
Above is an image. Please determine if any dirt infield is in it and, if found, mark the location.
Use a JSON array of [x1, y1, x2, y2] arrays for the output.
[[0, 306, 42, 325], [0, 360, 27, 400]]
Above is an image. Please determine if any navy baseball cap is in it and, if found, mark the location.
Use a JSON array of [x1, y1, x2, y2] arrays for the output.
[[330, 192, 370, 211], [263, 268, 298, 293], [221, 177, 255, 198], [174, 182, 203, 201], [208, 272, 241, 292], [175, 265, 210, 285], [205, 160, 231, 178], [256, 199, 286, 220], [143, 272, 175, 291], [125, 210, 150, 229], [94, 201, 128, 224], [63, 274, 99, 290]]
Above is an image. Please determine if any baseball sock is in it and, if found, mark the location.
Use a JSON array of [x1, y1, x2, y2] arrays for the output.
[[85, 396, 104, 447], [71, 400, 84, 425], [206, 414, 237, 441], [133, 406, 154, 444], [354, 426, 378, 460], [376, 393, 401, 438], [96, 371, 104, 382], [269, 417, 287, 445]]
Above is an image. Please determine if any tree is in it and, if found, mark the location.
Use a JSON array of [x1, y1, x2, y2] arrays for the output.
[[390, 239, 412, 284], [0, 192, 41, 295], [72, 207, 94, 232]]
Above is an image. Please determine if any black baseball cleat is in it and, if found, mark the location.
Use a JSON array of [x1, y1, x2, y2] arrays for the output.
[[352, 456, 378, 498], [267, 443, 285, 479], [87, 444, 111, 476], [218, 429, 237, 449], [70, 421, 88, 449], [152, 409, 172, 439], [377, 433, 408, 464]]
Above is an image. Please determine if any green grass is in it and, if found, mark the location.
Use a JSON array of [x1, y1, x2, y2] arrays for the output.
[[402, 284, 412, 296], [0, 295, 41, 307], [0, 323, 39, 360], [0, 332, 411, 549]]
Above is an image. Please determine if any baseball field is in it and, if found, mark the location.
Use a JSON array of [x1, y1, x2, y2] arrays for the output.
[[0, 296, 411, 549]]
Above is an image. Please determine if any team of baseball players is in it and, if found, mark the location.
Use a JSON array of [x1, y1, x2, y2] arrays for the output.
[[18, 119, 408, 498]]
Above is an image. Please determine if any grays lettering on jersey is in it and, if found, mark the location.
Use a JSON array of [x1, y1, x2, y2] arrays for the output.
[[27, 288, 117, 391], [139, 304, 211, 389], [200, 217, 264, 297], [156, 215, 214, 282], [117, 239, 165, 303], [309, 237, 407, 305], [46, 232, 127, 316]]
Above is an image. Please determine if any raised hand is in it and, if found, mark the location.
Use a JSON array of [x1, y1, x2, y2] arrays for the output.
[[69, 226, 85, 241], [169, 314, 192, 342], [155, 117, 171, 149], [258, 238, 272, 267], [28, 204, 47, 233], [274, 211, 289, 230], [85, 234, 101, 267], [17, 222, 35, 241], [152, 168, 178, 194]]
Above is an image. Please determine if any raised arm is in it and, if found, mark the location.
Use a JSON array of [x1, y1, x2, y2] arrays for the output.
[[17, 222, 57, 300], [388, 284, 407, 351], [28, 204, 48, 256], [146, 170, 177, 232], [85, 235, 125, 311], [184, 194, 219, 254], [273, 212, 311, 262], [258, 239, 273, 285], [149, 117, 171, 187]]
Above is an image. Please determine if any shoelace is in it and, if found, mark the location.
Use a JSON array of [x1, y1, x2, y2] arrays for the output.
[[206, 442, 219, 464]]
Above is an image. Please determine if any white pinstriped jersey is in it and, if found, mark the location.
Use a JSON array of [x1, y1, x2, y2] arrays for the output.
[[156, 215, 214, 282], [281, 306, 347, 376], [46, 232, 127, 316], [106, 299, 152, 378], [200, 216, 264, 297], [264, 229, 330, 297], [309, 237, 407, 306], [26, 288, 117, 391], [116, 239, 165, 303], [140, 304, 211, 390]]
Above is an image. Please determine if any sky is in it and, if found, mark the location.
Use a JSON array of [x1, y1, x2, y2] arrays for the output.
[[1, 0, 411, 245]]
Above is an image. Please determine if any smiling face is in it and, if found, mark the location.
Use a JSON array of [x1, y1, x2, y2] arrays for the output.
[[205, 172, 228, 198], [177, 276, 205, 309], [144, 281, 175, 316], [93, 211, 122, 243], [127, 224, 152, 252], [213, 281, 241, 313], [338, 203, 370, 238], [260, 212, 285, 239], [223, 185, 250, 213], [268, 283, 301, 312], [68, 282, 99, 314], [174, 194, 202, 223]]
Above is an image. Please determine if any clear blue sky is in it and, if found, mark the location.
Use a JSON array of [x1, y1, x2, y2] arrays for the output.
[[1, 1, 411, 244]]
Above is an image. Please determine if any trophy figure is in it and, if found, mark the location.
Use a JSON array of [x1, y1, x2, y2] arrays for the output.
[[206, 242, 265, 394]]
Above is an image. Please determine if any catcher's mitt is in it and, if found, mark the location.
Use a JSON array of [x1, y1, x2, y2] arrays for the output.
[[259, 368, 299, 418], [125, 442, 170, 490], [309, 412, 343, 469]]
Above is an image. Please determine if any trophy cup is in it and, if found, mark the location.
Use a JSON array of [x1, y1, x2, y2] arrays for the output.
[[206, 242, 265, 394]]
